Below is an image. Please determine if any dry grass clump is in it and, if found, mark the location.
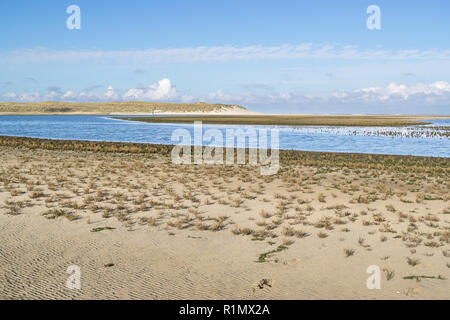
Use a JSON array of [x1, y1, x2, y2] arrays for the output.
[[42, 208, 79, 221], [344, 248, 356, 257], [282, 226, 295, 237], [318, 193, 326, 203], [358, 237, 366, 246], [416, 193, 425, 203], [294, 229, 310, 238], [30, 190, 45, 199], [231, 226, 254, 236], [232, 197, 244, 208], [240, 227, 254, 235], [314, 217, 334, 230], [317, 231, 328, 239], [259, 209, 271, 219], [386, 204, 396, 212], [406, 257, 420, 266], [211, 221, 225, 232], [383, 269, 395, 281], [3, 200, 30, 215], [282, 238, 295, 246]]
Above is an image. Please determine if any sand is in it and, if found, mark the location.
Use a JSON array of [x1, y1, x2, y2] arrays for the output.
[[0, 145, 448, 300], [114, 115, 450, 127]]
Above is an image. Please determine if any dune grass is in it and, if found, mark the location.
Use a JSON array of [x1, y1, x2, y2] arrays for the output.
[[0, 101, 245, 114]]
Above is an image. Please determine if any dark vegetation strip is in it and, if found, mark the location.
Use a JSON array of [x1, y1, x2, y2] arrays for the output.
[[403, 275, 446, 281], [0, 136, 448, 175], [257, 245, 289, 263]]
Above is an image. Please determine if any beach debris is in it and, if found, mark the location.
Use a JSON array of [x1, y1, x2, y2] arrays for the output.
[[257, 279, 274, 289], [91, 226, 115, 233]]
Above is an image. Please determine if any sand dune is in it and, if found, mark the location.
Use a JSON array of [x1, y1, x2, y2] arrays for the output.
[[0, 101, 254, 116]]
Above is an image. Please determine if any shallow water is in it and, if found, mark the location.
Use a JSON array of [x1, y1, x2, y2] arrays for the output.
[[0, 115, 448, 157]]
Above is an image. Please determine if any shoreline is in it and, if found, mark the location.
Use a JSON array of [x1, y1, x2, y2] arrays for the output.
[[0, 112, 448, 119]]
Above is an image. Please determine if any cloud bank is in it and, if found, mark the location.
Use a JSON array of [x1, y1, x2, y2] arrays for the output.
[[2, 44, 450, 64], [3, 79, 450, 113]]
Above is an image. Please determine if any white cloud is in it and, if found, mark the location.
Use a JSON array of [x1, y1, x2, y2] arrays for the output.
[[2, 44, 450, 64], [3, 92, 40, 101], [123, 78, 178, 100], [208, 90, 244, 103], [203, 81, 450, 113], [105, 85, 120, 100], [3, 85, 122, 102], [350, 81, 450, 102], [1, 79, 179, 103]]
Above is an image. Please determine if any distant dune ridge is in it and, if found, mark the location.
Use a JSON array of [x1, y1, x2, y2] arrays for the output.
[[0, 101, 251, 115]]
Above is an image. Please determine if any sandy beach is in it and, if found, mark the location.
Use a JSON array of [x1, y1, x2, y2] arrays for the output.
[[0, 138, 448, 299], [3, 0, 450, 308]]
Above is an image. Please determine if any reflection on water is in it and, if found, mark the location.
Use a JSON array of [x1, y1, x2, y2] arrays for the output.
[[0, 115, 448, 157]]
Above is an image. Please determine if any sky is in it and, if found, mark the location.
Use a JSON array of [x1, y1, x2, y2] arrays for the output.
[[0, 0, 450, 114]]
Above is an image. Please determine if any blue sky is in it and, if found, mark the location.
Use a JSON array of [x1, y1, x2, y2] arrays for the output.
[[1, 0, 449, 114]]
